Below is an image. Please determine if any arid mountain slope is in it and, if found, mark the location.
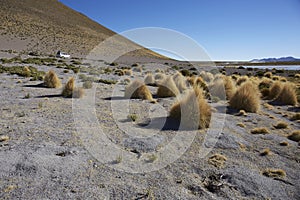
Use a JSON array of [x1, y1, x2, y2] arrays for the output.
[[0, 0, 165, 59]]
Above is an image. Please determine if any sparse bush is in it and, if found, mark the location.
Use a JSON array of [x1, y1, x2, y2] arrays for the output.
[[251, 127, 269, 134], [208, 154, 227, 168], [274, 121, 288, 129], [124, 80, 153, 100], [287, 130, 300, 142], [275, 82, 298, 105], [44, 70, 62, 88], [169, 87, 211, 129], [262, 169, 286, 178], [128, 114, 138, 122], [157, 76, 180, 98], [229, 81, 260, 113]]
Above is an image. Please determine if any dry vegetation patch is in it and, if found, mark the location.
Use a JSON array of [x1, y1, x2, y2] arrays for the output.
[[208, 154, 227, 168], [125, 80, 153, 100], [287, 130, 300, 142], [262, 169, 286, 178], [251, 127, 269, 134]]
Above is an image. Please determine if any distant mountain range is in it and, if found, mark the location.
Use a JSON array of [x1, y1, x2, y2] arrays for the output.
[[250, 56, 300, 63]]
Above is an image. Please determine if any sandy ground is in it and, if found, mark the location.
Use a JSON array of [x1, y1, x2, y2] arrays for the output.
[[0, 54, 299, 199]]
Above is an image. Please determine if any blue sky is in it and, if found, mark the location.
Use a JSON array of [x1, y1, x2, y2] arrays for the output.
[[59, 0, 300, 61]]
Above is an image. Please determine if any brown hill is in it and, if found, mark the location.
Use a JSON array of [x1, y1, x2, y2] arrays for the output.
[[0, 0, 166, 60]]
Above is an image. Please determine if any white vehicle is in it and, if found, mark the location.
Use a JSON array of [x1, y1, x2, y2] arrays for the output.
[[56, 51, 70, 58]]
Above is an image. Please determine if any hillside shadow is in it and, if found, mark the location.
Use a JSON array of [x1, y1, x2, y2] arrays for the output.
[[103, 96, 126, 101], [136, 116, 181, 131]]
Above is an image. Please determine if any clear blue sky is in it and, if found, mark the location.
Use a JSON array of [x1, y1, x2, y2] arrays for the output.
[[59, 0, 300, 61]]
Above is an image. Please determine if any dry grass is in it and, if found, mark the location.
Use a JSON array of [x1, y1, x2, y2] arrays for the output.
[[144, 73, 155, 85], [124, 80, 153, 100], [61, 77, 84, 98], [272, 76, 280, 81], [223, 76, 236, 100], [154, 72, 166, 80], [44, 70, 62, 88], [208, 79, 226, 100], [236, 76, 248, 86], [169, 87, 211, 129], [275, 82, 298, 105], [173, 72, 187, 92], [262, 169, 286, 178], [199, 71, 214, 83], [268, 81, 282, 100], [123, 69, 132, 76], [290, 113, 300, 121], [264, 72, 272, 78], [237, 122, 246, 128], [208, 154, 227, 168], [287, 130, 300, 142], [260, 148, 271, 156], [279, 141, 289, 146], [274, 121, 288, 129], [235, 110, 247, 116], [0, 135, 9, 142], [229, 81, 260, 113], [294, 73, 300, 78], [156, 76, 180, 98], [251, 127, 269, 134]]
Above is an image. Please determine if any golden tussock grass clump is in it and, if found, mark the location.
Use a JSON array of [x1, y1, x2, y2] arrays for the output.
[[287, 130, 300, 142], [124, 80, 153, 100], [264, 71, 272, 78], [268, 81, 282, 100], [272, 75, 280, 81], [123, 69, 132, 76], [169, 87, 211, 129], [0, 135, 9, 142], [231, 74, 238, 81], [61, 77, 84, 98], [294, 73, 300, 78], [290, 113, 300, 121], [280, 77, 287, 82], [187, 76, 196, 86], [156, 76, 180, 98], [144, 73, 155, 85], [279, 141, 289, 146], [44, 70, 62, 88], [223, 75, 236, 100], [208, 154, 227, 168], [262, 169, 286, 178], [235, 110, 247, 116], [236, 76, 248, 86], [173, 72, 187, 92], [237, 122, 246, 128], [132, 66, 143, 72], [260, 148, 271, 156], [154, 72, 166, 80], [250, 127, 269, 134], [260, 88, 270, 98], [275, 82, 298, 105], [208, 79, 226, 100], [199, 71, 214, 83], [259, 77, 273, 90], [229, 81, 260, 113], [274, 121, 288, 129]]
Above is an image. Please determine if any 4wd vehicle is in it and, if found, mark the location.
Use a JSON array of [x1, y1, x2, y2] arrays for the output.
[[56, 51, 70, 58]]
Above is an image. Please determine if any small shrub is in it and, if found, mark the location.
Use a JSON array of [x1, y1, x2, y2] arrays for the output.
[[275, 82, 298, 105], [237, 123, 246, 128], [294, 74, 300, 78], [83, 81, 93, 89], [123, 69, 132, 76], [24, 93, 31, 99], [251, 127, 269, 134], [274, 121, 288, 129], [199, 71, 214, 83], [287, 130, 300, 142], [157, 76, 180, 98], [0, 135, 9, 142], [260, 148, 271, 156], [208, 153, 227, 168], [223, 76, 236, 100], [128, 114, 138, 122], [180, 69, 191, 76], [169, 87, 211, 129], [63, 69, 69, 73], [44, 70, 62, 88], [229, 82, 260, 113], [268, 81, 282, 100], [264, 72, 272, 78], [124, 80, 153, 100], [272, 76, 280, 81], [262, 169, 286, 178]]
